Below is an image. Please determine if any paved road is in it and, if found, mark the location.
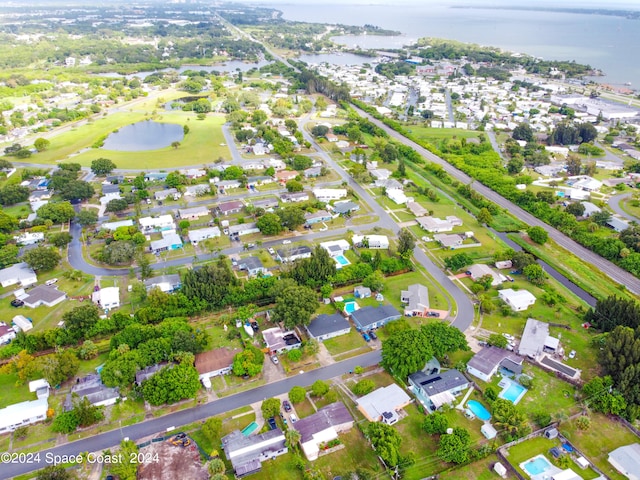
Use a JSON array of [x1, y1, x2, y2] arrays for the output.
[[298, 112, 475, 329], [609, 193, 640, 222], [0, 351, 381, 479], [352, 105, 640, 296]]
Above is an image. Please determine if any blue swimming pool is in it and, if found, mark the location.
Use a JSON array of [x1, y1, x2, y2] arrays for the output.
[[467, 400, 491, 421], [522, 455, 552, 476], [500, 381, 527, 404], [335, 255, 350, 267], [344, 301, 359, 314], [241, 421, 258, 436]]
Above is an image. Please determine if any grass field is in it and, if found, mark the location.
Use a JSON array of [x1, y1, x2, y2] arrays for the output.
[[0, 373, 34, 408], [439, 454, 515, 480], [15, 112, 229, 169], [409, 126, 482, 142], [323, 330, 368, 356]]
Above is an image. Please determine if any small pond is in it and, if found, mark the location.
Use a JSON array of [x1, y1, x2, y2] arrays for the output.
[[102, 121, 184, 151]]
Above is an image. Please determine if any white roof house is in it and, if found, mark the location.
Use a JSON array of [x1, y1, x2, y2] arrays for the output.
[[387, 189, 408, 205], [0, 397, 49, 433], [93, 287, 120, 311], [312, 188, 347, 202], [0, 263, 37, 288], [569, 175, 602, 192], [319, 239, 350, 257], [101, 219, 135, 231], [14, 232, 44, 246], [468, 264, 505, 286], [356, 384, 411, 424], [417, 216, 453, 233], [352, 234, 389, 249], [609, 443, 640, 480], [401, 284, 430, 317], [139, 215, 175, 232], [294, 402, 354, 461], [498, 289, 536, 312], [188, 226, 221, 245]]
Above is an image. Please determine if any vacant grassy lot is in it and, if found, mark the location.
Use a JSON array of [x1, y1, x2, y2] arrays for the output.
[[439, 454, 515, 480], [0, 373, 34, 408], [323, 329, 368, 356]]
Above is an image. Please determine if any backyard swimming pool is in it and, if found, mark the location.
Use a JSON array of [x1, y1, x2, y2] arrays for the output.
[[521, 455, 552, 476], [344, 301, 360, 314], [499, 380, 528, 404], [241, 421, 258, 436], [334, 255, 351, 267], [467, 400, 491, 421]]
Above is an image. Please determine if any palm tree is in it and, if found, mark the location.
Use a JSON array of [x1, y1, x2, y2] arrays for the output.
[[285, 428, 301, 451]]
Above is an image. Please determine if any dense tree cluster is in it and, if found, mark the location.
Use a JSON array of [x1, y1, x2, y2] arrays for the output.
[[141, 361, 201, 405]]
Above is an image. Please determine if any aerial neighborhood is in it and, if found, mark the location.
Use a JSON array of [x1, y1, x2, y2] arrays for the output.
[[1, 2, 640, 480]]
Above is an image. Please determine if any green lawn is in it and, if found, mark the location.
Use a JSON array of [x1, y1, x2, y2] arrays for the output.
[[17, 112, 229, 169], [396, 404, 446, 479], [439, 454, 515, 480], [409, 126, 483, 142], [292, 397, 316, 419], [322, 330, 368, 356], [561, 413, 638, 480], [0, 373, 34, 408]]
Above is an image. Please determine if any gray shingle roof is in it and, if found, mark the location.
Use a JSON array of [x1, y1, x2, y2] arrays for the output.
[[293, 402, 353, 443], [408, 369, 468, 396], [307, 313, 350, 338], [350, 305, 401, 330]]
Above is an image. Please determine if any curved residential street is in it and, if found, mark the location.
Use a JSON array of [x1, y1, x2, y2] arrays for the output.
[[352, 106, 640, 296], [609, 193, 640, 222]]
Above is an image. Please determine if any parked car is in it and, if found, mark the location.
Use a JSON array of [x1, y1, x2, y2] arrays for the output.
[[368, 330, 378, 340], [267, 417, 277, 430], [283, 400, 292, 412], [45, 278, 58, 286], [271, 355, 279, 365], [568, 350, 576, 359], [362, 332, 371, 342], [290, 414, 297, 423], [427, 311, 440, 317], [146, 198, 152, 205], [282, 240, 291, 244], [502, 333, 513, 340], [11, 299, 24, 307], [268, 247, 275, 255], [93, 285, 100, 291]]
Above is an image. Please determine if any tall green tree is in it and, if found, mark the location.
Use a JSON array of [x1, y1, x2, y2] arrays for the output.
[[272, 285, 319, 329], [420, 323, 469, 359], [91, 158, 117, 175], [381, 329, 433, 378], [232, 344, 264, 377], [437, 427, 472, 464], [23, 246, 61, 272], [397, 228, 415, 259]]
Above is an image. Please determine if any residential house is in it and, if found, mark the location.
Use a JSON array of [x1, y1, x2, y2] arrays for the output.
[[184, 184, 210, 197], [28, 190, 52, 202], [12, 315, 33, 332], [262, 327, 301, 355], [101, 183, 121, 198], [263, 158, 286, 171], [144, 274, 182, 293], [188, 226, 221, 245], [139, 215, 175, 233], [276, 246, 312, 263], [607, 217, 630, 232], [0, 397, 49, 433], [305, 210, 332, 225], [495, 260, 513, 270], [294, 402, 354, 461], [178, 206, 210, 220], [216, 201, 245, 216], [101, 219, 134, 231], [466, 346, 523, 382], [350, 305, 401, 331], [105, 175, 124, 184], [135, 363, 168, 386], [150, 232, 183, 254], [92, 286, 120, 311], [21, 285, 67, 309], [467, 264, 505, 286], [0, 263, 37, 288], [14, 232, 44, 246], [275, 170, 299, 183], [407, 202, 428, 217], [375, 178, 403, 191], [499, 288, 536, 312], [237, 256, 266, 277], [354, 286, 372, 298], [356, 384, 411, 424], [369, 169, 392, 180], [154, 188, 180, 201], [401, 284, 430, 317], [304, 167, 322, 178], [63, 374, 120, 411], [325, 133, 338, 142], [387, 189, 409, 205], [29, 379, 50, 400], [281, 192, 310, 203], [333, 201, 360, 215], [179, 168, 206, 179], [0, 322, 16, 344], [252, 197, 279, 210], [228, 223, 260, 237], [313, 188, 347, 202], [215, 179, 242, 192], [608, 443, 640, 480], [222, 429, 287, 477], [581, 201, 602, 218], [408, 369, 469, 412], [319, 240, 350, 257], [195, 347, 238, 382], [417, 217, 454, 233], [306, 313, 351, 342], [568, 175, 603, 192], [351, 234, 389, 249], [518, 318, 560, 359], [241, 161, 266, 171], [433, 233, 465, 249]]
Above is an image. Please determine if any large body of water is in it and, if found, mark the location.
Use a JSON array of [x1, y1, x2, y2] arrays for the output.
[[271, 3, 640, 87], [102, 121, 183, 151]]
